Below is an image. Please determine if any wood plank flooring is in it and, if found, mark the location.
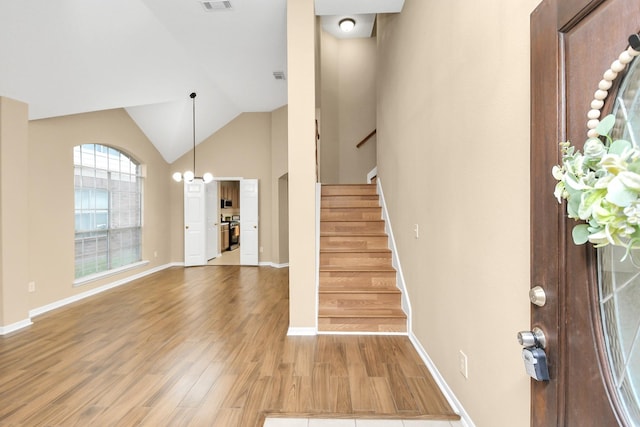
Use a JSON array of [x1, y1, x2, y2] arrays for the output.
[[0, 266, 458, 426]]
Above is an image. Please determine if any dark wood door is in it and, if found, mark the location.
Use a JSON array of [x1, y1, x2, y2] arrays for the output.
[[531, 0, 640, 425]]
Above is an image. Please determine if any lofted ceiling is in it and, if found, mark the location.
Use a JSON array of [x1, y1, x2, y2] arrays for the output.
[[0, 0, 402, 163]]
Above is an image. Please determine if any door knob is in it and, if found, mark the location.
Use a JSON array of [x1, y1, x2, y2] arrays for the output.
[[529, 286, 546, 306], [517, 327, 546, 348], [185, 225, 189, 229]]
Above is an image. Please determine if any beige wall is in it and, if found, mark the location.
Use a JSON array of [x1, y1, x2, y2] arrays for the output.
[[271, 106, 289, 265], [169, 112, 277, 263], [287, 0, 317, 329], [376, 1, 539, 426], [320, 33, 377, 184], [0, 97, 30, 326], [27, 108, 172, 310], [319, 31, 339, 183]]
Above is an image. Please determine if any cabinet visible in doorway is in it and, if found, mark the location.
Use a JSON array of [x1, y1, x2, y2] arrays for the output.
[[220, 223, 229, 252], [220, 181, 240, 208]]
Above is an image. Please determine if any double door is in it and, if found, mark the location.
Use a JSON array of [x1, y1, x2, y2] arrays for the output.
[[184, 178, 259, 266]]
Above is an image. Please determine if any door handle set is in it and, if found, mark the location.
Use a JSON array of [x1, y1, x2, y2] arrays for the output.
[[517, 285, 550, 381], [529, 286, 546, 306], [517, 327, 546, 349]]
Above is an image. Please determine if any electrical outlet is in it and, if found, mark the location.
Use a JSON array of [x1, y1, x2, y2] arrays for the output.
[[414, 223, 419, 239], [459, 350, 468, 379], [259, 246, 263, 253], [154, 251, 158, 258], [28, 281, 35, 293]]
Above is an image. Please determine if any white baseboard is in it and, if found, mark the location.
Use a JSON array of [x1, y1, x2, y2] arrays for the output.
[[316, 330, 407, 336], [287, 327, 317, 336], [409, 332, 475, 427], [29, 263, 174, 319], [259, 261, 289, 268], [0, 318, 33, 335]]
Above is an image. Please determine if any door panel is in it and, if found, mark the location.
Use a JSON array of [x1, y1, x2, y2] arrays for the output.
[[206, 181, 219, 260], [184, 180, 206, 267], [240, 179, 259, 266], [531, 0, 640, 425]]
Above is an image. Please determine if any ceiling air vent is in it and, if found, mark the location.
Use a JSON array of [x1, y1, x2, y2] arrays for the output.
[[273, 71, 286, 81], [200, 1, 232, 12]]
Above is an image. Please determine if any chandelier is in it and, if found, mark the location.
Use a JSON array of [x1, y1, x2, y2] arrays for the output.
[[172, 92, 213, 183]]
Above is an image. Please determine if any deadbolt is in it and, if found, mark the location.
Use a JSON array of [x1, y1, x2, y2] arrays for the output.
[[529, 286, 546, 307], [517, 327, 546, 348]]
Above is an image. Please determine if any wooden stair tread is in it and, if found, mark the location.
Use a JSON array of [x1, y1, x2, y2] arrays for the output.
[[320, 248, 391, 253], [320, 219, 385, 223], [320, 265, 396, 272], [319, 286, 401, 294], [321, 206, 380, 210], [321, 232, 387, 237], [319, 308, 407, 318], [320, 198, 380, 203]]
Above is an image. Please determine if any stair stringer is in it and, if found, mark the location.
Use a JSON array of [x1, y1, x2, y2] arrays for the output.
[[375, 177, 413, 334], [315, 182, 321, 334]]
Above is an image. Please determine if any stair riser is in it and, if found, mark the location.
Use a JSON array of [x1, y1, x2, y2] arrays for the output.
[[320, 236, 389, 250], [321, 209, 381, 221], [321, 185, 377, 196], [320, 254, 392, 267], [318, 318, 407, 333], [319, 293, 401, 309], [320, 222, 385, 233]]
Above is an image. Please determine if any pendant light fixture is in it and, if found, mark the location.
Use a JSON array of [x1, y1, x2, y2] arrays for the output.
[[172, 92, 213, 183]]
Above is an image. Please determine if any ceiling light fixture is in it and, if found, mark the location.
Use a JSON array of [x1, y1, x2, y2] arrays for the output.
[[172, 92, 213, 184], [339, 18, 356, 32]]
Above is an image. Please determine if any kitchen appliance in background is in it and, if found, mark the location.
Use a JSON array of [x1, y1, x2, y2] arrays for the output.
[[220, 199, 232, 208], [229, 220, 240, 250]]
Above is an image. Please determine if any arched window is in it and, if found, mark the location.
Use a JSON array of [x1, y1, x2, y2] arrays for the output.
[[74, 144, 143, 281]]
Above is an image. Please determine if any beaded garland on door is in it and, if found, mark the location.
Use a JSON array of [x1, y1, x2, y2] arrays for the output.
[[585, 35, 640, 139], [552, 34, 640, 252]]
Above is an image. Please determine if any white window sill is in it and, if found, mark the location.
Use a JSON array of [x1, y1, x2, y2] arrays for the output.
[[73, 260, 150, 287]]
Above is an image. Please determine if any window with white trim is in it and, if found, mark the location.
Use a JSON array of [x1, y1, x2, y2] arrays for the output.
[[74, 144, 143, 280]]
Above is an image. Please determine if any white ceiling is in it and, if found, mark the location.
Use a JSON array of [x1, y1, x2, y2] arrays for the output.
[[0, 0, 402, 163]]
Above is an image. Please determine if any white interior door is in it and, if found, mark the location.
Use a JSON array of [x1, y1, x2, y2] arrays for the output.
[[184, 180, 206, 267], [240, 179, 259, 266], [205, 181, 219, 260]]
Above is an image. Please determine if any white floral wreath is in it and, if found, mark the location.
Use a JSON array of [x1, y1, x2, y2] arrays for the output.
[[553, 35, 640, 254]]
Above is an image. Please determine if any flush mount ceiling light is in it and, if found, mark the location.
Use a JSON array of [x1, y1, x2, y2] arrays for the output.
[[172, 92, 213, 184], [339, 18, 356, 32]]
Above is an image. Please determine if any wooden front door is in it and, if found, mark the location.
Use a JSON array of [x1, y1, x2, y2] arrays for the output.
[[531, 0, 640, 425]]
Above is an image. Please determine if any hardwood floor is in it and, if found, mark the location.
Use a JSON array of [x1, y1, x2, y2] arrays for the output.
[[0, 266, 458, 426]]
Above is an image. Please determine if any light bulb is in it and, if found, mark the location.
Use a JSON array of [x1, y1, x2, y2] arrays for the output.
[[203, 172, 214, 183], [172, 172, 183, 182], [339, 18, 355, 32], [184, 171, 195, 182]]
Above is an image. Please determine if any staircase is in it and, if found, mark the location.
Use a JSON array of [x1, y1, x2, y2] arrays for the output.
[[318, 184, 407, 333]]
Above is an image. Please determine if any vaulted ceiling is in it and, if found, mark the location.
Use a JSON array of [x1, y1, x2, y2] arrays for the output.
[[0, 0, 403, 163]]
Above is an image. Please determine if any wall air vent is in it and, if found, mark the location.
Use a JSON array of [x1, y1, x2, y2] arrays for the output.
[[273, 71, 286, 81], [200, 1, 232, 11]]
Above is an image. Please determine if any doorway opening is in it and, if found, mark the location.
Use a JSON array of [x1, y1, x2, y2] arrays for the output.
[[209, 179, 241, 265]]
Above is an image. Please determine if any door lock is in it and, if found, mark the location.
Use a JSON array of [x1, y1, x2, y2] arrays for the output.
[[529, 286, 547, 306], [518, 327, 550, 381], [517, 327, 546, 349]]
